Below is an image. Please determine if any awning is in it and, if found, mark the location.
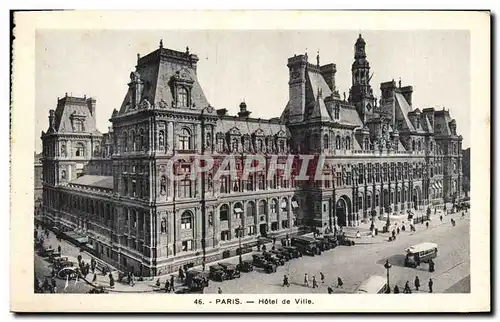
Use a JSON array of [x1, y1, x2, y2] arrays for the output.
[[432, 183, 438, 190], [233, 208, 243, 214], [437, 182, 442, 189], [291, 201, 299, 209]]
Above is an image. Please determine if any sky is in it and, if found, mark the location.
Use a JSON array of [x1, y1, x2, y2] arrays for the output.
[[35, 29, 470, 152]]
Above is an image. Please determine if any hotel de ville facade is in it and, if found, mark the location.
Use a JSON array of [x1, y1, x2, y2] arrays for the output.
[[39, 35, 464, 276]]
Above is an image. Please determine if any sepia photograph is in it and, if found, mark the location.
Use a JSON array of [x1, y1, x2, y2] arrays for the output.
[[11, 10, 490, 313]]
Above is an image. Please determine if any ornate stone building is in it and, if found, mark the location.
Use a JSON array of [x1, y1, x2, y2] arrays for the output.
[[40, 35, 464, 276]]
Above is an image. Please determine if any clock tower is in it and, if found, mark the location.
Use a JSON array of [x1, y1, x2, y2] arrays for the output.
[[349, 34, 376, 123]]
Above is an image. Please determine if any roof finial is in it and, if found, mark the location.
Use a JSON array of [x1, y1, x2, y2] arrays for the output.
[[159, 39, 163, 49], [305, 48, 308, 59], [186, 46, 190, 55], [343, 92, 346, 101], [316, 50, 320, 67], [399, 77, 402, 88], [137, 53, 140, 61]]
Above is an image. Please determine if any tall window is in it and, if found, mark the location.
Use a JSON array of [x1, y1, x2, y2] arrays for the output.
[[335, 136, 341, 149], [177, 87, 188, 107], [271, 199, 278, 213], [178, 128, 191, 150], [346, 136, 351, 150], [75, 143, 85, 157], [367, 164, 373, 183], [231, 137, 239, 152], [375, 164, 381, 182], [358, 163, 364, 183], [323, 135, 329, 150], [181, 212, 192, 229], [258, 173, 265, 190], [220, 204, 229, 221], [179, 179, 191, 198], [181, 240, 193, 252], [259, 200, 267, 215], [334, 105, 340, 119], [217, 136, 225, 152], [139, 129, 145, 150], [74, 120, 85, 132]]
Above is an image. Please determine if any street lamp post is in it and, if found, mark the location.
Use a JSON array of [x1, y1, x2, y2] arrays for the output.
[[238, 225, 243, 265], [384, 259, 392, 293]]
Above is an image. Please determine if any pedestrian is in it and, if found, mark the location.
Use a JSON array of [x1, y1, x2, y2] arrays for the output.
[[401, 224, 406, 232], [320, 272, 325, 283], [164, 280, 170, 293], [156, 278, 160, 287], [393, 285, 400, 294], [283, 275, 290, 287], [440, 215, 443, 222], [397, 227, 400, 235], [170, 275, 175, 292], [429, 259, 435, 272], [403, 281, 411, 294], [109, 276, 115, 289], [327, 286, 334, 294], [337, 277, 343, 288], [217, 287, 222, 294], [426, 221, 429, 229], [304, 273, 309, 287], [312, 276, 318, 288], [51, 277, 57, 290], [42, 277, 50, 291], [462, 212, 465, 219], [92, 273, 97, 283], [202, 261, 206, 272], [428, 278, 433, 293], [414, 276, 420, 291]]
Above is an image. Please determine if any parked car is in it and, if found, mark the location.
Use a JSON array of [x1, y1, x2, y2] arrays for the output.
[[209, 265, 226, 282], [218, 262, 241, 279], [337, 234, 355, 246], [184, 269, 209, 293], [323, 234, 339, 249], [283, 246, 303, 258], [40, 247, 55, 258], [236, 260, 254, 272], [271, 248, 292, 261], [263, 251, 285, 266], [315, 237, 332, 251], [252, 254, 277, 273]]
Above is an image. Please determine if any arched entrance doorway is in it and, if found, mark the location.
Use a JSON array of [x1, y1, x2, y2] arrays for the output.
[[336, 196, 351, 227]]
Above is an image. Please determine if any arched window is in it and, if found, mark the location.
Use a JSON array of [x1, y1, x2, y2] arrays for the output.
[[412, 140, 416, 151], [279, 140, 285, 153], [130, 131, 136, 151], [346, 136, 351, 150], [246, 201, 256, 218], [256, 139, 263, 151], [258, 200, 267, 215], [219, 204, 229, 221], [178, 128, 191, 150], [271, 199, 278, 213], [75, 143, 85, 157], [177, 87, 188, 107], [335, 135, 341, 149], [139, 128, 144, 150], [323, 134, 329, 150], [364, 138, 370, 150], [181, 211, 192, 229], [417, 141, 422, 151]]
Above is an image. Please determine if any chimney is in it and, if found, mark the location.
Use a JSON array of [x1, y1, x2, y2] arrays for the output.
[[86, 97, 96, 116], [400, 86, 413, 106], [320, 63, 338, 94], [48, 110, 55, 129], [238, 101, 251, 118], [216, 108, 228, 117], [286, 54, 308, 123]]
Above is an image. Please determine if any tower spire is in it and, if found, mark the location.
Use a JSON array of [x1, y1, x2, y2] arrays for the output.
[[316, 50, 320, 67], [159, 39, 163, 49]]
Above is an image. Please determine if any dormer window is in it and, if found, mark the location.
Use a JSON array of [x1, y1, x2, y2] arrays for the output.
[[177, 87, 189, 107], [334, 104, 340, 120]]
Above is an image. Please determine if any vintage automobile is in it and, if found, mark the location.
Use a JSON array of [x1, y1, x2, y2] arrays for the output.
[[283, 246, 303, 258], [209, 265, 226, 282], [315, 237, 332, 251], [236, 259, 254, 272], [218, 262, 241, 279], [87, 286, 109, 294], [252, 254, 277, 273], [57, 266, 78, 279], [263, 251, 285, 266], [337, 234, 356, 246], [323, 234, 339, 249], [183, 269, 209, 293], [40, 247, 55, 258], [271, 248, 292, 261]]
